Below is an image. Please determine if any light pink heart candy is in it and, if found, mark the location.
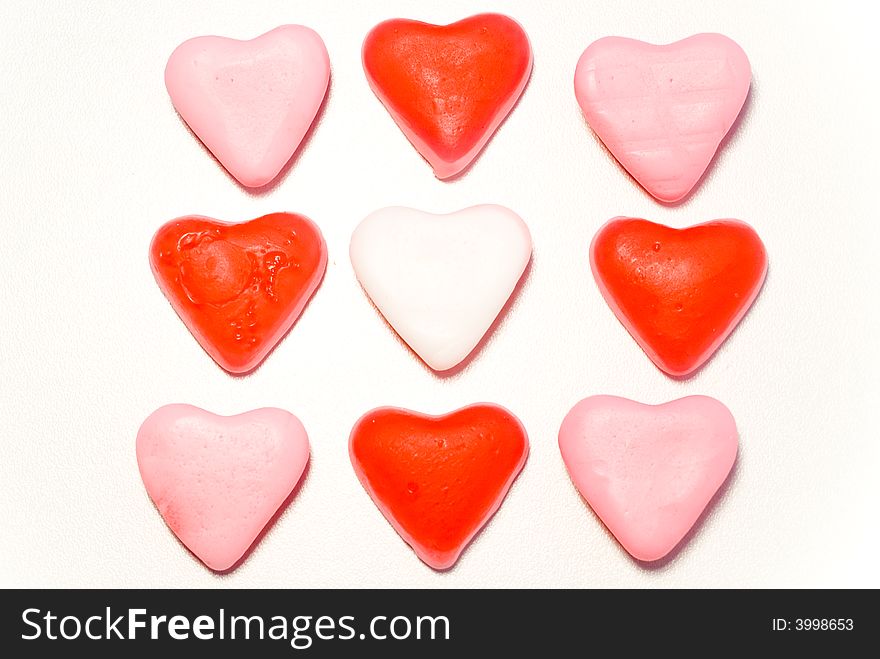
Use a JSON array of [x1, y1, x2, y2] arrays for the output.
[[136, 404, 310, 571], [574, 34, 751, 203], [165, 25, 330, 188], [558, 395, 738, 562]]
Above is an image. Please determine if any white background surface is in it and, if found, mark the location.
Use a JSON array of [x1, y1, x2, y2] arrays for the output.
[[1, 0, 878, 588]]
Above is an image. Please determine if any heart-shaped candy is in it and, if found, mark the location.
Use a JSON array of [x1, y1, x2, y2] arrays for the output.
[[558, 395, 738, 562], [363, 13, 532, 178], [590, 217, 767, 377], [350, 205, 531, 371], [574, 34, 751, 202], [137, 404, 310, 571], [165, 25, 330, 188], [350, 404, 529, 569], [150, 213, 327, 374]]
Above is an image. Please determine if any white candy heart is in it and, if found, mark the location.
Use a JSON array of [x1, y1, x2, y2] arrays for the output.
[[350, 205, 532, 371]]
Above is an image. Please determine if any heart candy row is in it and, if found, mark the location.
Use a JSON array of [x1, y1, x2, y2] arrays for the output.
[[138, 396, 738, 571], [151, 208, 767, 377], [166, 16, 751, 202]]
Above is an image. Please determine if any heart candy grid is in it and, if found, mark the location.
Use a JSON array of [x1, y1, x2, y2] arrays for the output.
[[142, 16, 761, 570]]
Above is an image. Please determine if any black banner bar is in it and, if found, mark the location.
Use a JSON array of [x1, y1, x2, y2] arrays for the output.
[[0, 589, 871, 655]]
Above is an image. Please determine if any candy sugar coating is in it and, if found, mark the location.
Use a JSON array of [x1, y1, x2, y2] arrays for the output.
[[558, 395, 738, 562], [575, 34, 751, 203], [165, 25, 330, 188], [350, 404, 529, 570], [363, 13, 532, 179], [350, 205, 532, 372], [150, 213, 327, 374], [590, 217, 767, 377], [137, 405, 310, 572]]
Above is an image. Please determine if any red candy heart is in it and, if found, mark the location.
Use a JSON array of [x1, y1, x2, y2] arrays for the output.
[[150, 213, 326, 373], [349, 404, 529, 569], [590, 218, 767, 377], [362, 13, 532, 179]]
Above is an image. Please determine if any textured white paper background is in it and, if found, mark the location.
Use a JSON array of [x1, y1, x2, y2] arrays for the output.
[[1, 0, 878, 588]]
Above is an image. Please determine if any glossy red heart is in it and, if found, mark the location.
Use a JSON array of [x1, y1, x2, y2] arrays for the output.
[[362, 13, 532, 179], [590, 218, 767, 377], [349, 404, 529, 570], [150, 213, 326, 373]]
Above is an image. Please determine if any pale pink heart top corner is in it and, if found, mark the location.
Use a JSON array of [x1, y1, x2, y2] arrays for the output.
[[136, 404, 310, 571], [558, 394, 738, 562], [165, 25, 330, 188], [574, 33, 751, 203]]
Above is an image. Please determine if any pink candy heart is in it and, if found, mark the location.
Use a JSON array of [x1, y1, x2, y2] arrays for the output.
[[136, 405, 310, 571], [574, 34, 751, 202], [165, 25, 330, 188], [558, 395, 738, 562]]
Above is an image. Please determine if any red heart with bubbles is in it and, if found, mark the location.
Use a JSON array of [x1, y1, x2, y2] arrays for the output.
[[150, 213, 326, 373]]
